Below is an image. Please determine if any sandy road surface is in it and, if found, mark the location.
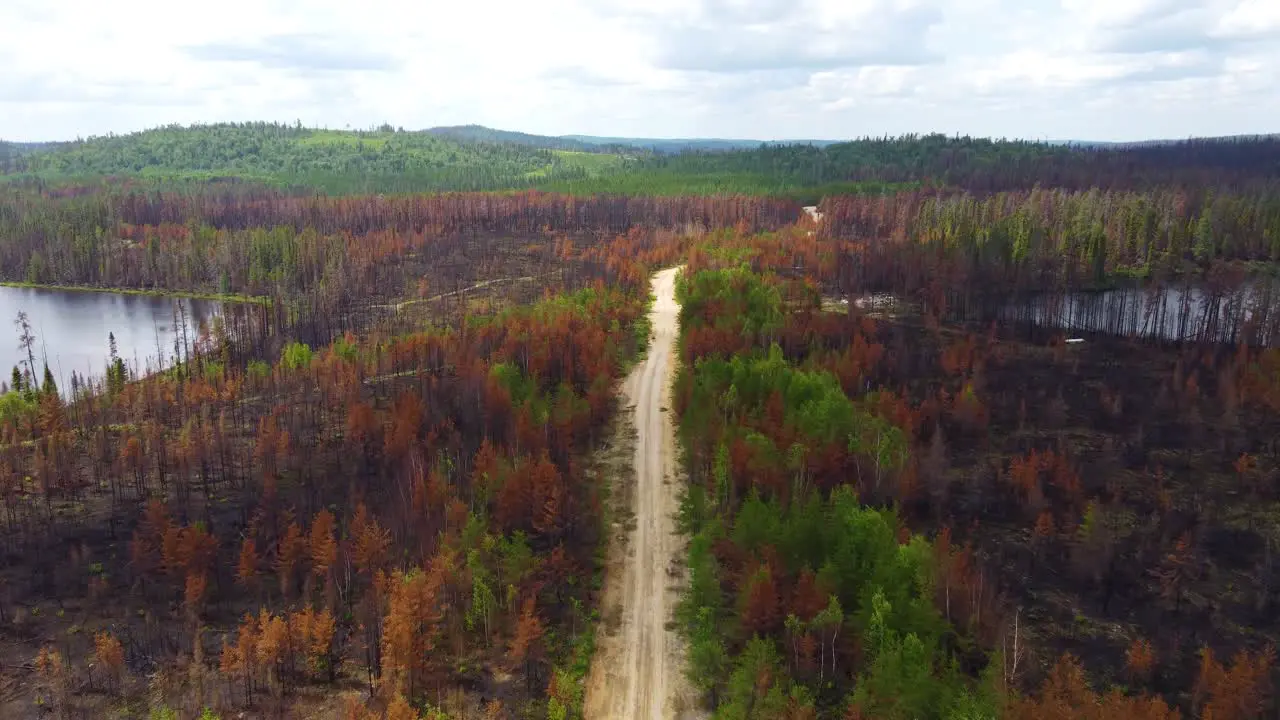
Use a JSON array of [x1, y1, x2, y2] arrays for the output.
[[585, 266, 699, 720]]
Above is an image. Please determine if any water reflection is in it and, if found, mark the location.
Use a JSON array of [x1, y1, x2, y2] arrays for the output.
[[0, 286, 224, 393], [999, 281, 1279, 346]]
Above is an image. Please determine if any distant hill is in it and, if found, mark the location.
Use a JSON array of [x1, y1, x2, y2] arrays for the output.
[[7, 123, 1278, 198], [0, 140, 54, 159], [563, 135, 843, 153], [0, 140, 45, 173], [0, 122, 628, 193], [425, 125, 612, 153], [1050, 133, 1280, 148], [5, 141, 56, 151], [424, 125, 843, 154]]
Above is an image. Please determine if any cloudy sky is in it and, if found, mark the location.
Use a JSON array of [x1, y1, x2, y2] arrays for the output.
[[1, 0, 1277, 142]]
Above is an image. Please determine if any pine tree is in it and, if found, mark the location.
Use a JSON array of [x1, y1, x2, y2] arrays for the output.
[[687, 606, 727, 706], [237, 537, 260, 590], [276, 520, 307, 599], [510, 596, 545, 691], [351, 503, 390, 578], [310, 509, 337, 579], [41, 364, 56, 397], [741, 562, 781, 637], [386, 693, 418, 720], [1125, 638, 1156, 685], [93, 631, 126, 695]]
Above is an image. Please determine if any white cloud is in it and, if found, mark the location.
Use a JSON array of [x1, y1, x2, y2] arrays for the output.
[[0, 0, 1277, 141], [1217, 0, 1280, 37]]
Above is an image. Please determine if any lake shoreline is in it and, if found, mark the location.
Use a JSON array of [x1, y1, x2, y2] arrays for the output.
[[0, 284, 248, 398], [0, 282, 270, 305]]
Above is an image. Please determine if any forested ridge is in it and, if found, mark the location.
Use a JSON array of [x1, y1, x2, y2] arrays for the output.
[[0, 123, 621, 194], [422, 126, 623, 154], [7, 123, 1280, 198]]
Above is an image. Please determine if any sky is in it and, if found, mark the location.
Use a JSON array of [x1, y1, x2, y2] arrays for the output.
[[1, 0, 1277, 143]]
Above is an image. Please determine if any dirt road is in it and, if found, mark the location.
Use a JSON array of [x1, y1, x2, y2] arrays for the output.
[[373, 271, 558, 312], [585, 266, 698, 720]]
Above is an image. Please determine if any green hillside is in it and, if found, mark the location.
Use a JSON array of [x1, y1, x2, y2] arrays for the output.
[[426, 125, 843, 153], [8, 123, 1274, 198], [562, 134, 842, 152], [425, 124, 619, 153], [4, 122, 619, 193], [0, 124, 1002, 197]]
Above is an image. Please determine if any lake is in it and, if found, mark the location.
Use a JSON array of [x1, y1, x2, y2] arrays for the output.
[[997, 280, 1280, 346], [0, 286, 225, 393], [848, 278, 1280, 347]]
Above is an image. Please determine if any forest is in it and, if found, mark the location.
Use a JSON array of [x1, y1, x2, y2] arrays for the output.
[[667, 219, 1280, 718], [0, 124, 625, 195], [8, 123, 1280, 198], [0, 194, 695, 718], [0, 126, 1278, 719]]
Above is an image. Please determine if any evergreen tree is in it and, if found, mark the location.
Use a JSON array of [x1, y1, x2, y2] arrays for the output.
[[42, 364, 57, 397]]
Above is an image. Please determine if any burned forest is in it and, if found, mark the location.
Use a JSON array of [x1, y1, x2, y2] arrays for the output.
[[0, 129, 1279, 719]]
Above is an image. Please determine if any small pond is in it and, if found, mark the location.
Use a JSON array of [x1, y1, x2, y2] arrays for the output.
[[0, 286, 225, 393]]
